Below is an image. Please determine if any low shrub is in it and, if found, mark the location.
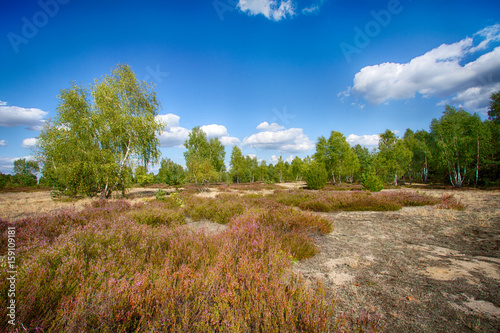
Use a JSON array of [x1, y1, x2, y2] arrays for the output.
[[272, 190, 442, 212], [361, 172, 384, 192], [184, 194, 246, 224], [304, 162, 328, 190], [437, 194, 467, 210], [0, 209, 346, 332]]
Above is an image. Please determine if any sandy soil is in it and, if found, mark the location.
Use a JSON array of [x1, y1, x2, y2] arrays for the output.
[[295, 189, 500, 332]]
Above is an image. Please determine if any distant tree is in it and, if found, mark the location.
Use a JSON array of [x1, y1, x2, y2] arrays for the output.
[[157, 158, 185, 185], [314, 131, 358, 185], [353, 144, 373, 181], [184, 127, 219, 185], [488, 91, 500, 124], [37, 64, 163, 198], [275, 156, 285, 183], [303, 161, 328, 190], [245, 155, 258, 182], [257, 160, 268, 182], [13, 158, 39, 177], [208, 137, 226, 181], [186, 156, 218, 185], [0, 172, 11, 189], [290, 156, 304, 181], [229, 146, 245, 183], [12, 158, 39, 187], [430, 106, 484, 188], [376, 130, 412, 186]]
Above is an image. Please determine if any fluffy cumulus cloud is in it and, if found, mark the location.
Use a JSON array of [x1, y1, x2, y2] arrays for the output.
[[0, 140, 7, 147], [201, 124, 241, 145], [201, 124, 228, 138], [156, 115, 240, 148], [346, 134, 380, 148], [348, 24, 500, 112], [156, 113, 190, 148], [243, 122, 314, 153], [237, 0, 295, 21], [0, 101, 47, 130], [256, 121, 284, 132], [21, 138, 38, 149]]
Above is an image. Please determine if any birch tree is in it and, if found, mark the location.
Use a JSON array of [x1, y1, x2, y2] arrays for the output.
[[430, 106, 482, 188], [314, 131, 358, 185], [37, 64, 163, 198]]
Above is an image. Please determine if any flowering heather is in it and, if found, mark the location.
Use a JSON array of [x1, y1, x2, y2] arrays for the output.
[[2, 188, 440, 332], [0, 203, 358, 332], [436, 194, 467, 210], [270, 189, 457, 213]]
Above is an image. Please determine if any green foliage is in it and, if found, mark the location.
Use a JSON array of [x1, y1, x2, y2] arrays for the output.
[[488, 90, 500, 124], [157, 158, 185, 185], [376, 129, 413, 186], [37, 64, 164, 198], [303, 161, 328, 190], [361, 172, 384, 192], [430, 106, 485, 188], [184, 127, 225, 184], [314, 131, 360, 184]]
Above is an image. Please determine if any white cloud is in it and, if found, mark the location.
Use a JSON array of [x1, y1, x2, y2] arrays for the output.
[[0, 140, 7, 147], [21, 138, 38, 149], [156, 115, 241, 148], [220, 136, 241, 146], [346, 134, 380, 148], [256, 121, 285, 132], [349, 24, 500, 112], [156, 113, 180, 129], [156, 113, 189, 148], [201, 124, 241, 145], [269, 155, 279, 164], [237, 0, 295, 21], [444, 82, 500, 112], [158, 126, 190, 148], [0, 101, 48, 130], [269, 154, 294, 164], [301, 0, 326, 15], [244, 125, 314, 153], [201, 124, 228, 138]]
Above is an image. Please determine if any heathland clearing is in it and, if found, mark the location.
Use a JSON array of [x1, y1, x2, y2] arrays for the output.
[[0, 184, 498, 332]]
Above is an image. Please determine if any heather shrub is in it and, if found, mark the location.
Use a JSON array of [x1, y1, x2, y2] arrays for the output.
[[251, 204, 332, 260], [0, 209, 346, 332], [128, 205, 185, 226], [272, 190, 443, 212], [184, 194, 246, 224], [437, 194, 467, 210]]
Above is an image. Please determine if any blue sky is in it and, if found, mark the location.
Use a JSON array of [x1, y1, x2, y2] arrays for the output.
[[1, 0, 500, 173]]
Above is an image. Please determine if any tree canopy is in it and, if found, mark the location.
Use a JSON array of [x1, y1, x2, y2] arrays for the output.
[[37, 64, 164, 198]]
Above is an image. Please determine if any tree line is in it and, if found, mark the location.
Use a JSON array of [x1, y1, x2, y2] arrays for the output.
[[3, 65, 497, 196]]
